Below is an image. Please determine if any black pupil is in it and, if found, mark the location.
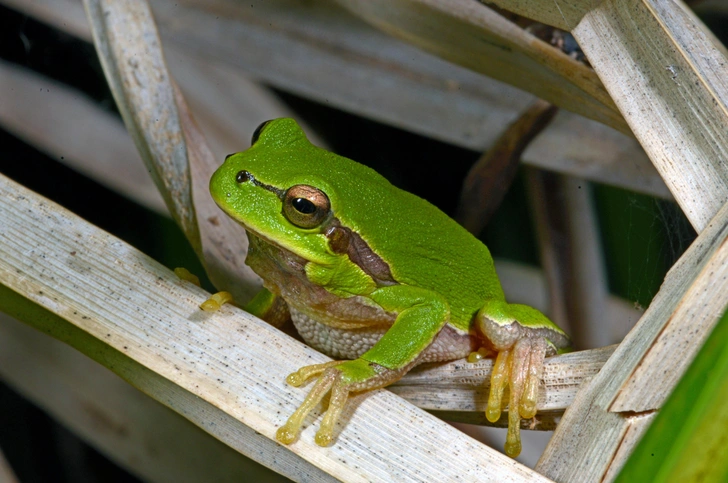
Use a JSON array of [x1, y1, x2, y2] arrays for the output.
[[292, 198, 316, 214], [236, 170, 252, 183]]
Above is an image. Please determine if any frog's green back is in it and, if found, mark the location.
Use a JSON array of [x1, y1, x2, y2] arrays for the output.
[[241, 119, 505, 328], [344, 178, 506, 328]]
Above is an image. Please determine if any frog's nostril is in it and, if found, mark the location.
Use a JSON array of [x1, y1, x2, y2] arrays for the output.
[[236, 170, 253, 184]]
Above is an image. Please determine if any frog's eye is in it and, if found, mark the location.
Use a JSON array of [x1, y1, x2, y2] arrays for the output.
[[251, 120, 273, 145], [283, 185, 330, 228]]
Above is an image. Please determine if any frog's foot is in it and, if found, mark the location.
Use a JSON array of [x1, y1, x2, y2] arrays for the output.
[[276, 359, 404, 446], [486, 336, 548, 457], [475, 301, 570, 458], [176, 268, 233, 312]]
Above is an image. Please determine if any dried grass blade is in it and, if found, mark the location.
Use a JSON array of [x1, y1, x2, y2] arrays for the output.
[[0, 313, 289, 482], [537, 200, 728, 481], [83, 0, 198, 246], [571, 0, 728, 231], [334, 0, 627, 133], [82, 0, 263, 299]]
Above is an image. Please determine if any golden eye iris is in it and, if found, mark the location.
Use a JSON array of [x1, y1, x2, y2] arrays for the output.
[[283, 185, 330, 228]]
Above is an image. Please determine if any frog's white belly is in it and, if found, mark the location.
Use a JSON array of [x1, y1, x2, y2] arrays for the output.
[[290, 306, 388, 359], [290, 306, 475, 362]]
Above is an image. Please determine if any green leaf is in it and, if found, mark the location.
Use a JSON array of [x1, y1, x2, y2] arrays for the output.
[[615, 306, 728, 482]]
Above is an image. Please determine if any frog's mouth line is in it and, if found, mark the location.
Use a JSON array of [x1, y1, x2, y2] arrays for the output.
[[230, 213, 326, 266], [245, 230, 307, 266], [241, 225, 280, 249], [225, 215, 286, 251]]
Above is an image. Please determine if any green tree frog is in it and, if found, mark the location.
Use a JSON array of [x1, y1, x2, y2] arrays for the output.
[[208, 118, 570, 457]]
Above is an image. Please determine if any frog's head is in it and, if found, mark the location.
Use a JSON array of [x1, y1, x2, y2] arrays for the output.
[[210, 118, 389, 265]]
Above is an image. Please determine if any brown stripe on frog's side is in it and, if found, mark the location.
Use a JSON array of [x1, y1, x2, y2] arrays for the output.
[[323, 218, 397, 287]]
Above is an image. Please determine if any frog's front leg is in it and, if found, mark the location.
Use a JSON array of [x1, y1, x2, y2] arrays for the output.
[[276, 285, 449, 446], [475, 300, 570, 457], [244, 287, 291, 328], [200, 287, 291, 328]]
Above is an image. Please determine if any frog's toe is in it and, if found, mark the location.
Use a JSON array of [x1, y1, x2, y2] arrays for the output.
[[285, 360, 343, 387], [277, 367, 340, 445], [174, 267, 201, 286], [505, 336, 548, 457], [315, 381, 349, 446], [200, 291, 233, 311], [520, 337, 547, 419], [485, 349, 511, 423], [178, 269, 232, 312]]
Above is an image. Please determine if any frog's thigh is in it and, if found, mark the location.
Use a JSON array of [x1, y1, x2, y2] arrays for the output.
[[475, 299, 564, 350], [362, 285, 450, 371], [420, 325, 475, 363]]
